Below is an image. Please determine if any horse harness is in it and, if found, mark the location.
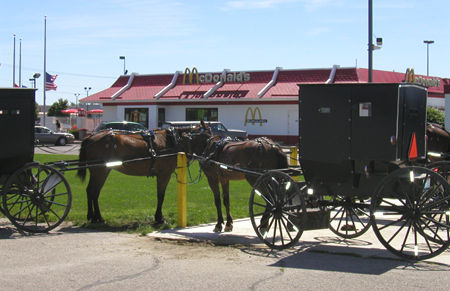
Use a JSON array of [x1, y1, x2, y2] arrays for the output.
[[203, 136, 277, 170]]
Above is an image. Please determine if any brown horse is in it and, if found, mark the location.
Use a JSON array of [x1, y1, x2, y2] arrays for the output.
[[200, 136, 289, 232], [426, 122, 450, 161], [77, 122, 211, 224]]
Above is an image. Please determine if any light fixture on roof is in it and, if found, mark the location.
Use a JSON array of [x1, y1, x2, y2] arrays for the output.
[[119, 56, 127, 75]]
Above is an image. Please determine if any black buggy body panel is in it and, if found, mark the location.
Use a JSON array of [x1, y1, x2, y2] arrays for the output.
[[298, 83, 427, 196], [0, 88, 36, 175]]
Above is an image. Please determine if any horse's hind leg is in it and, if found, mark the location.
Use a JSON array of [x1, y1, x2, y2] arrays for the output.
[[86, 168, 110, 223], [206, 174, 224, 232], [221, 180, 233, 232]]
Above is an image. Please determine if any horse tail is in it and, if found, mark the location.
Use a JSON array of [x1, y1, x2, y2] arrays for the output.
[[277, 146, 289, 169], [77, 137, 90, 181]]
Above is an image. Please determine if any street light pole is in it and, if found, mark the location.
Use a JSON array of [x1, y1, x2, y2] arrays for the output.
[[29, 73, 41, 88], [74, 93, 80, 109], [368, 0, 373, 83], [119, 56, 126, 75], [84, 87, 91, 111], [423, 40, 434, 76]]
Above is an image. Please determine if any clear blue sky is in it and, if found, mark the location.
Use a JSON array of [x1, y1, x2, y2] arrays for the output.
[[1, 0, 448, 106]]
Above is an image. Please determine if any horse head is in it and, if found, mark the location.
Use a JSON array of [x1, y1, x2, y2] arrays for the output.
[[176, 121, 212, 157]]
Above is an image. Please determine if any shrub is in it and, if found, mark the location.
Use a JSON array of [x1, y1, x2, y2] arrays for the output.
[[427, 107, 445, 126]]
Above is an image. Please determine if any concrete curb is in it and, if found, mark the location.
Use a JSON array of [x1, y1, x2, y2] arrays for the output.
[[147, 217, 450, 264]]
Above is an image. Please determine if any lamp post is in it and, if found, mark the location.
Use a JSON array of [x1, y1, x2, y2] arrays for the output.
[[367, 0, 382, 83], [29, 73, 40, 88], [119, 56, 127, 75], [74, 93, 80, 109], [84, 87, 91, 111], [423, 40, 434, 76]]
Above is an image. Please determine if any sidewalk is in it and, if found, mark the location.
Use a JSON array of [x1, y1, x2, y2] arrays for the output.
[[148, 217, 450, 265]]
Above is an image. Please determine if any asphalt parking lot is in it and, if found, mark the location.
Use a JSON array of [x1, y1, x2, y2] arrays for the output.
[[34, 142, 81, 156]]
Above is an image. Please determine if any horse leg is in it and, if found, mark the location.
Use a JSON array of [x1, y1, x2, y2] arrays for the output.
[[86, 168, 110, 223], [154, 171, 172, 225], [206, 174, 224, 232], [221, 180, 233, 232], [247, 175, 270, 233]]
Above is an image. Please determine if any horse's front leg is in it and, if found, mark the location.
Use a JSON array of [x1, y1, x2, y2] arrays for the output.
[[206, 174, 224, 232], [154, 171, 172, 225], [221, 180, 233, 232]]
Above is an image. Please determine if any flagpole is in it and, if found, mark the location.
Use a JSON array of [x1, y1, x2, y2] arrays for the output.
[[19, 38, 22, 87], [12, 34, 16, 87], [43, 16, 47, 127]]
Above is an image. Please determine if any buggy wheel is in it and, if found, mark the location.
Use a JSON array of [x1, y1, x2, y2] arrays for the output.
[[328, 195, 371, 239], [371, 166, 449, 260], [1, 163, 72, 233], [249, 171, 305, 249], [425, 161, 450, 243]]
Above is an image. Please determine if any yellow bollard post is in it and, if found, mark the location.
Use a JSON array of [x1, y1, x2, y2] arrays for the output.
[[177, 152, 187, 227], [289, 146, 299, 181], [289, 146, 298, 166]]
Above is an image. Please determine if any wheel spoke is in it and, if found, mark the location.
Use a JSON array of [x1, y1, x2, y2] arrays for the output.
[[378, 216, 405, 231], [280, 214, 295, 242], [399, 221, 412, 252], [422, 194, 450, 211], [419, 217, 446, 243], [421, 215, 450, 230], [330, 205, 344, 221], [387, 218, 409, 244], [350, 207, 368, 227]]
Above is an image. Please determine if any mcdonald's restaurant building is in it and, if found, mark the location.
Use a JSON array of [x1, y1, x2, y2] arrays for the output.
[[82, 66, 449, 145]]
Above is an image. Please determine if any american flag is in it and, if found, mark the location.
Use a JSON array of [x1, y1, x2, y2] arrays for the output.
[[45, 72, 58, 91]]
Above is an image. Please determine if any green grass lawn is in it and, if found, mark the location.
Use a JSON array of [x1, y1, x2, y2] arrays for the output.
[[33, 154, 254, 234]]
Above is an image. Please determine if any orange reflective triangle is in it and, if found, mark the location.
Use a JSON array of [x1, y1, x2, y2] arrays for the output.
[[408, 132, 418, 161]]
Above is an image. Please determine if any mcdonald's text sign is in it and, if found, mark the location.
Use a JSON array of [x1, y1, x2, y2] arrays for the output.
[[183, 67, 251, 85]]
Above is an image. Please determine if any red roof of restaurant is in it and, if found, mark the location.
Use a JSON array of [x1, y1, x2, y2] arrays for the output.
[[81, 67, 448, 104]]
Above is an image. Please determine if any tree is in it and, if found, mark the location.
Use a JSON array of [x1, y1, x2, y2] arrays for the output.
[[427, 107, 445, 126], [47, 98, 69, 117]]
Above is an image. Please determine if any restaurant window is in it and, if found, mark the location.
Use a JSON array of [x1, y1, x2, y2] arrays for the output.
[[186, 108, 218, 121], [158, 108, 165, 127], [124, 108, 149, 128]]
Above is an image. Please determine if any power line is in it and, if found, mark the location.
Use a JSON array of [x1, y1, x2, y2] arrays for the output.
[[0, 62, 116, 79]]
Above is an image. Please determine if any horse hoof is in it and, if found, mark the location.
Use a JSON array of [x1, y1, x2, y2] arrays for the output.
[[152, 219, 168, 227], [224, 225, 233, 232], [88, 216, 105, 224], [213, 225, 222, 232]]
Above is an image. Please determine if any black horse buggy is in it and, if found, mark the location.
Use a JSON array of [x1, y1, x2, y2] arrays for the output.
[[247, 83, 449, 260], [0, 88, 72, 233]]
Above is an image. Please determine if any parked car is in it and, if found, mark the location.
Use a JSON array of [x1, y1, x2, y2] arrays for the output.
[[34, 126, 75, 146], [93, 121, 147, 133], [162, 121, 248, 140]]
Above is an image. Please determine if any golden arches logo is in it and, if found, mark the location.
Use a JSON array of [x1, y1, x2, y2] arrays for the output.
[[244, 107, 267, 126], [404, 68, 415, 83], [182, 67, 199, 84]]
